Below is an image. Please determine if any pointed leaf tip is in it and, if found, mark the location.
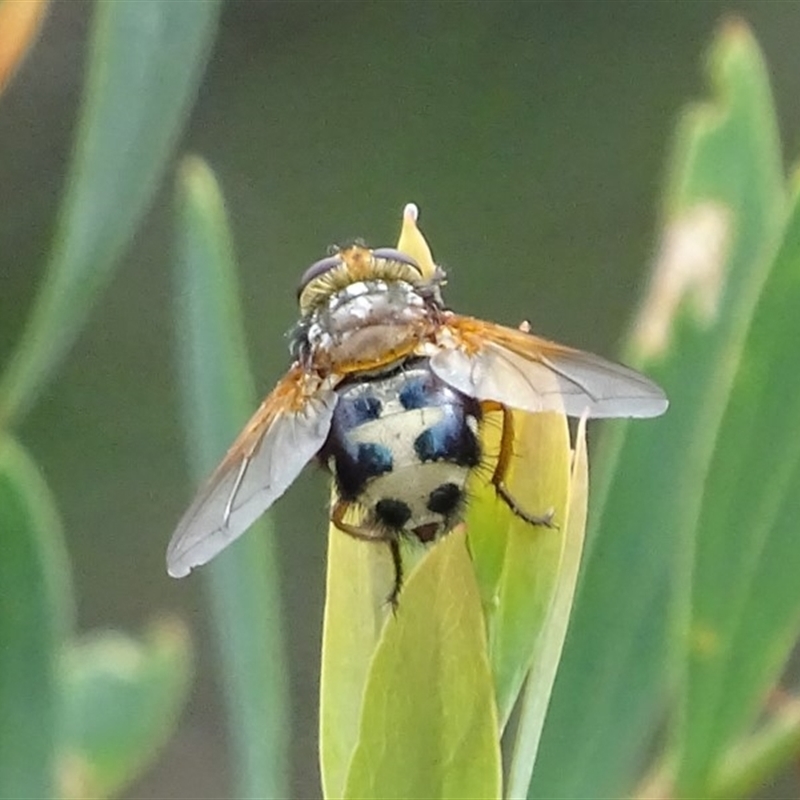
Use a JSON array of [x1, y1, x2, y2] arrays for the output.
[[397, 202, 436, 279]]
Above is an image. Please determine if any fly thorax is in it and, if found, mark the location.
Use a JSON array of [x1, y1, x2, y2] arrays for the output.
[[304, 280, 434, 366], [323, 362, 482, 543]]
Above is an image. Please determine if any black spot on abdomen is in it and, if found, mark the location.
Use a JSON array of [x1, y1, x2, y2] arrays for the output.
[[427, 483, 462, 516], [414, 410, 480, 467], [398, 377, 429, 410], [375, 498, 412, 530], [338, 394, 382, 426], [330, 441, 393, 501], [357, 443, 392, 475]]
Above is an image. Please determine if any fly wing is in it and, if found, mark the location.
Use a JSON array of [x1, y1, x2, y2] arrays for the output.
[[167, 367, 337, 577], [430, 315, 668, 419]]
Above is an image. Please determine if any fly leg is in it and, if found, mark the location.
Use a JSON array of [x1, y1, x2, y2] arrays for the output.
[[386, 539, 403, 610], [484, 403, 558, 529], [330, 499, 404, 610]]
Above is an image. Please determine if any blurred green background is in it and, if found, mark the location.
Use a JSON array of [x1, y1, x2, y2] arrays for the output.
[[2, 2, 800, 797]]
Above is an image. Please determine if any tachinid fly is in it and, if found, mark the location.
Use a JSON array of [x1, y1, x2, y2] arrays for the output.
[[167, 204, 668, 603]]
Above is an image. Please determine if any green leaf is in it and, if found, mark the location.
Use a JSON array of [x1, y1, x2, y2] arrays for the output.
[[531, 20, 785, 799], [710, 694, 800, 800], [467, 409, 570, 729], [319, 503, 395, 800], [507, 416, 588, 800], [0, 0, 220, 426], [59, 621, 192, 800], [0, 435, 72, 800], [676, 178, 800, 796], [343, 530, 502, 800], [174, 156, 289, 800]]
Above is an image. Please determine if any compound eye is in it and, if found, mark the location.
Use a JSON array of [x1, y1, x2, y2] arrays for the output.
[[371, 248, 421, 273], [297, 255, 342, 295]]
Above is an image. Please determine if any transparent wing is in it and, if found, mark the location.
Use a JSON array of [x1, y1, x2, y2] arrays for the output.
[[430, 315, 668, 419], [167, 367, 337, 577]]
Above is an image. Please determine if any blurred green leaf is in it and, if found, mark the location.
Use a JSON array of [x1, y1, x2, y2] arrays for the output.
[[507, 416, 588, 800], [174, 156, 289, 799], [343, 530, 502, 800], [0, 435, 72, 800], [0, 0, 220, 426], [676, 178, 800, 796], [531, 20, 785, 799], [711, 693, 800, 800], [59, 621, 192, 800]]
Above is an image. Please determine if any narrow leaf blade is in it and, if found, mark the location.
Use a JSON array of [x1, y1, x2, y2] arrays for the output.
[[507, 415, 588, 799], [677, 178, 800, 795], [0, 0, 220, 424], [468, 409, 571, 729], [531, 21, 785, 799], [0, 436, 72, 800], [174, 156, 289, 799]]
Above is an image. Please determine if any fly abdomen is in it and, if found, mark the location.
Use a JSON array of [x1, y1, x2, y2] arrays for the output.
[[413, 409, 481, 467], [332, 441, 394, 501], [322, 360, 481, 542]]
